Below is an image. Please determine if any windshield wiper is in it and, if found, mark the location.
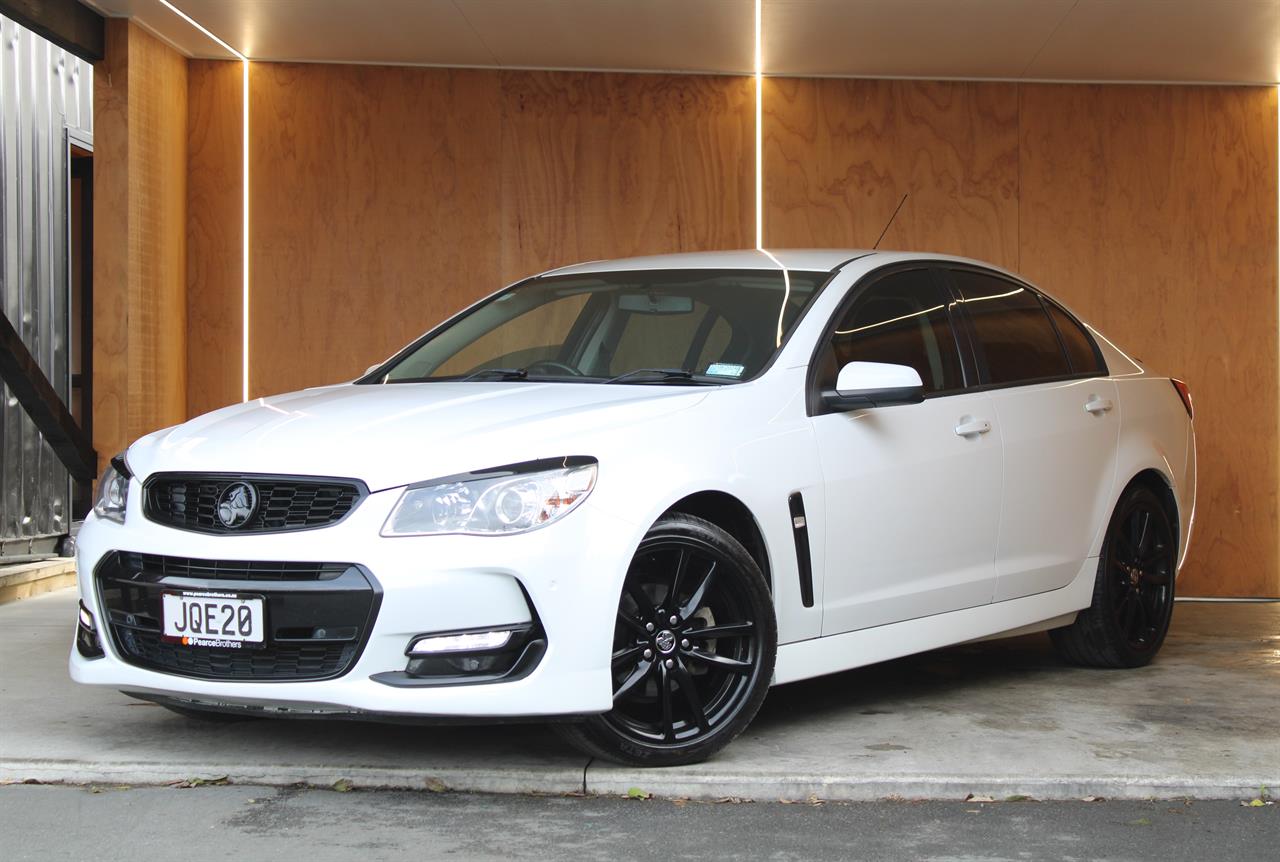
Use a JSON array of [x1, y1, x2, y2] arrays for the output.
[[459, 367, 529, 382], [605, 368, 706, 385]]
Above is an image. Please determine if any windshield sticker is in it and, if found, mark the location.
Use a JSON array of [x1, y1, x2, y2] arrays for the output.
[[706, 363, 746, 378]]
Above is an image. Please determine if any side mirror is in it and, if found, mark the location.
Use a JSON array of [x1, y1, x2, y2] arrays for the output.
[[823, 362, 925, 411]]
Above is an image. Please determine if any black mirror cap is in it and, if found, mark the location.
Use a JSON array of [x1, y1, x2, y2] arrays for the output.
[[821, 385, 925, 412]]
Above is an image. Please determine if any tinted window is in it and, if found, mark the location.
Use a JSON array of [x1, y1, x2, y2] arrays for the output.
[[818, 269, 963, 395], [1045, 301, 1105, 376], [952, 271, 1070, 385]]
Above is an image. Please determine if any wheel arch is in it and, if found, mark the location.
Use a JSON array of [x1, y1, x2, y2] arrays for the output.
[[1119, 468, 1181, 559], [661, 491, 773, 594]]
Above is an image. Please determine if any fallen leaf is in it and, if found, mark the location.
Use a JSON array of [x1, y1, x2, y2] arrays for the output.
[[965, 809, 982, 814], [169, 776, 230, 789], [806, 794, 824, 806], [1128, 817, 1152, 827], [331, 778, 354, 793], [965, 794, 996, 803], [626, 787, 651, 800], [1081, 796, 1105, 803], [423, 778, 447, 793], [1005, 795, 1034, 803]]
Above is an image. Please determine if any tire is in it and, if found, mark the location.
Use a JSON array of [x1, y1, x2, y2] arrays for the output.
[[161, 703, 256, 723], [556, 512, 777, 767], [1050, 486, 1177, 668]]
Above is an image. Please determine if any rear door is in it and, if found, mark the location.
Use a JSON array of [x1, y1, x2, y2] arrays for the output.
[[947, 268, 1119, 601]]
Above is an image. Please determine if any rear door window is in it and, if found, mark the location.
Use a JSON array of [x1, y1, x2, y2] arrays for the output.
[[951, 271, 1071, 386], [1044, 301, 1106, 376]]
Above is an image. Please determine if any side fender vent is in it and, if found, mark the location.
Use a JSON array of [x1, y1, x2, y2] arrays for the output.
[[788, 492, 815, 608]]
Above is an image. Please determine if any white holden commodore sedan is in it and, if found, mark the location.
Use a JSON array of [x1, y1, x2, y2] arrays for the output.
[[72, 250, 1195, 766]]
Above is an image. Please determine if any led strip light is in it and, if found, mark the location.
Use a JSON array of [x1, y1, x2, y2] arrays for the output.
[[754, 0, 791, 346], [156, 1, 250, 402]]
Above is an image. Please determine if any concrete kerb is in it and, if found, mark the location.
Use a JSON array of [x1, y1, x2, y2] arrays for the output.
[[2, 760, 1273, 802]]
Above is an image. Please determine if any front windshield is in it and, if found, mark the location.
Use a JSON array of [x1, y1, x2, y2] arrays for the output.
[[371, 268, 828, 385]]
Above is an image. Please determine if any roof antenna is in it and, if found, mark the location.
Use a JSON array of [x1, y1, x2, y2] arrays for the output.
[[872, 193, 908, 250]]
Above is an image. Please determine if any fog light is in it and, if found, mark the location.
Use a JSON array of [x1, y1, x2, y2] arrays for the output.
[[76, 600, 104, 658], [408, 630, 513, 655]]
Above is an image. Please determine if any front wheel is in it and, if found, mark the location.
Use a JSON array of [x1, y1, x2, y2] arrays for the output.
[[1050, 486, 1177, 668], [556, 513, 776, 766]]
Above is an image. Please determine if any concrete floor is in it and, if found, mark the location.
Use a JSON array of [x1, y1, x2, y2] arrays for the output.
[[5, 786, 1276, 862], [1, 589, 1276, 800]]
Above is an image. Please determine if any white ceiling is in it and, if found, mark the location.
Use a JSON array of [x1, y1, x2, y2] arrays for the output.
[[83, 0, 1280, 84]]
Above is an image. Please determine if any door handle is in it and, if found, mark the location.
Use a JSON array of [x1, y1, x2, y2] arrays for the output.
[[954, 417, 991, 437], [1084, 396, 1113, 415]]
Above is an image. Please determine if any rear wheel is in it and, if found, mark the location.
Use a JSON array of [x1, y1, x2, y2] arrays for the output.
[[1050, 486, 1177, 668], [556, 513, 776, 766]]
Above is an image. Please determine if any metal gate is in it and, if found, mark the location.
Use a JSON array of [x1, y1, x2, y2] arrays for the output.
[[0, 14, 93, 559]]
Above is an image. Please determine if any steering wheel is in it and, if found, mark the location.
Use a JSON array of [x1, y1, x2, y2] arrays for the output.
[[525, 359, 584, 377]]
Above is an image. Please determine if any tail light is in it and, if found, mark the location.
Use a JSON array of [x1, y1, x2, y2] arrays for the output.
[[1171, 378, 1193, 420]]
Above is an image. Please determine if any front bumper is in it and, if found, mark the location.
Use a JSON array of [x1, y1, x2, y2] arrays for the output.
[[70, 485, 641, 717]]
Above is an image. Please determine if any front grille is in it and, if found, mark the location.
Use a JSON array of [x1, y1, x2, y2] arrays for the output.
[[95, 552, 381, 682], [115, 552, 348, 582], [143, 473, 366, 534], [112, 629, 358, 680]]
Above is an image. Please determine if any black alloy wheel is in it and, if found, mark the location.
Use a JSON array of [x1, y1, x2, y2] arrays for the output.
[[1051, 485, 1177, 668], [556, 513, 776, 766]]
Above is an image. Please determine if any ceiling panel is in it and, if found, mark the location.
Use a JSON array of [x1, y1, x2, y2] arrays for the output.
[[762, 0, 1076, 79], [459, 1, 753, 74], [1026, 0, 1280, 84], [82, 0, 1280, 84], [82, 0, 238, 58]]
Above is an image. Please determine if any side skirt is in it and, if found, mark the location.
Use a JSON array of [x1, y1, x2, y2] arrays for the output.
[[772, 557, 1096, 685]]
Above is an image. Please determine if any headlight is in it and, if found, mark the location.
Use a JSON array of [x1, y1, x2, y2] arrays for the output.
[[93, 454, 131, 524], [382, 458, 597, 537]]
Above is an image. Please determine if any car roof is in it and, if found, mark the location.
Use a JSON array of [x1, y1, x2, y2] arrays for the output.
[[538, 249, 876, 276]]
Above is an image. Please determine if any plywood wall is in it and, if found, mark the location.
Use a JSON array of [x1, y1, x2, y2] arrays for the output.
[[184, 66, 1277, 596], [1017, 85, 1278, 599], [763, 78, 1019, 268], [92, 20, 187, 468], [186, 60, 242, 417], [196, 66, 756, 398], [501, 71, 754, 279], [762, 78, 1278, 597]]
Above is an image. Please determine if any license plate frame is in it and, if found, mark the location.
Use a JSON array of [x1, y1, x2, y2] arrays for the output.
[[161, 590, 266, 648]]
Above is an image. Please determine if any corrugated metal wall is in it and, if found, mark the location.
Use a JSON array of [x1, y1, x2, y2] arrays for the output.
[[0, 14, 93, 553]]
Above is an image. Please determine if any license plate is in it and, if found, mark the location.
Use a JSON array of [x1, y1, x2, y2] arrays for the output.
[[162, 591, 265, 648]]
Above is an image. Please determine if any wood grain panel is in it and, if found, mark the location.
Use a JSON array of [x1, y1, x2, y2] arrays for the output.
[[126, 23, 188, 438], [500, 71, 754, 281], [186, 60, 242, 417], [91, 19, 130, 471], [762, 78, 1019, 268], [249, 64, 502, 397], [92, 20, 188, 467], [1018, 85, 1278, 597]]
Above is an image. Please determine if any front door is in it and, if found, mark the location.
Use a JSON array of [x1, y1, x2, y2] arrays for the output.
[[812, 267, 1002, 635]]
